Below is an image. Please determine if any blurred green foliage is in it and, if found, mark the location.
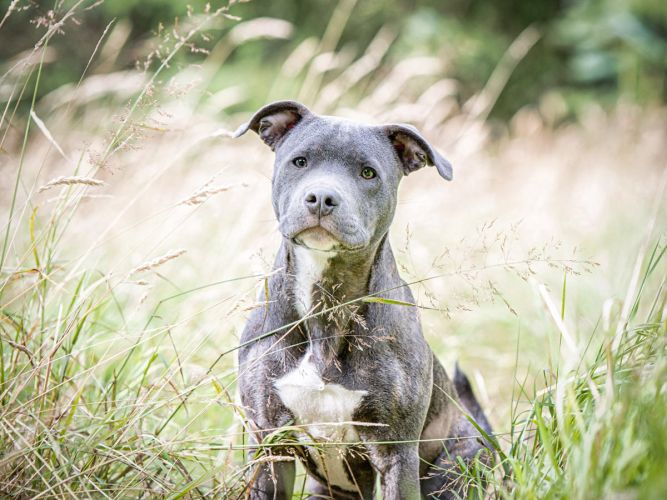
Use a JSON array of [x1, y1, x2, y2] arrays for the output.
[[0, 0, 665, 120]]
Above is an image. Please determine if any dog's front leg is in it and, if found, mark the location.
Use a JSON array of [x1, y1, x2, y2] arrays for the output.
[[367, 442, 421, 500], [245, 431, 295, 500], [247, 453, 295, 500]]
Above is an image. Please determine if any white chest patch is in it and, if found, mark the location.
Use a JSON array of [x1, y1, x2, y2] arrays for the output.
[[293, 246, 334, 317], [274, 351, 368, 491]]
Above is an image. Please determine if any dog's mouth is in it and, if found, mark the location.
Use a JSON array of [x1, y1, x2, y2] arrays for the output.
[[282, 217, 371, 252], [292, 227, 341, 252]]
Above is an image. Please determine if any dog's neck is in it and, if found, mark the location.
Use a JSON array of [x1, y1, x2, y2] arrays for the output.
[[282, 236, 389, 368], [287, 238, 383, 316]]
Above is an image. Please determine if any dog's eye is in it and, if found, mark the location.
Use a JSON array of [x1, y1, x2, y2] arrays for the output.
[[360, 166, 377, 179], [292, 157, 307, 168]]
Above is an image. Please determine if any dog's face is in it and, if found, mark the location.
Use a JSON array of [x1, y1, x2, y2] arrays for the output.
[[234, 101, 452, 253]]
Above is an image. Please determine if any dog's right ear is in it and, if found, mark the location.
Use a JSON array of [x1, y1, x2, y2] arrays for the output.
[[232, 100, 311, 151]]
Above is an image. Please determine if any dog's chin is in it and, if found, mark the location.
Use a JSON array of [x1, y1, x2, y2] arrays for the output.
[[293, 227, 340, 252]]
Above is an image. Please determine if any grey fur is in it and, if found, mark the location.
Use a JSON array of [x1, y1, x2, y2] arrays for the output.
[[233, 101, 491, 499]]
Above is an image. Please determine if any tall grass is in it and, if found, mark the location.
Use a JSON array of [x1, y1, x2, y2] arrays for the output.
[[1, 1, 666, 497], [461, 241, 667, 499]]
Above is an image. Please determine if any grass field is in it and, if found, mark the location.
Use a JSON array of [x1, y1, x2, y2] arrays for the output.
[[1, 4, 666, 498]]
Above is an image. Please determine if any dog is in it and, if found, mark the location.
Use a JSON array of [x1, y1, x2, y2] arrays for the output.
[[233, 101, 492, 499]]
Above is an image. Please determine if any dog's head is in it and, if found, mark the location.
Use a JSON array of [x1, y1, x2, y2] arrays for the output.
[[234, 100, 452, 253]]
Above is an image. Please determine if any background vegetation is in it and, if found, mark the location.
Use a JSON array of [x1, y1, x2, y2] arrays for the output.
[[0, 0, 665, 497]]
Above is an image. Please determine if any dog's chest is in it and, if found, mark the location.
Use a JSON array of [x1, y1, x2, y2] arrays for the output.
[[274, 351, 367, 491]]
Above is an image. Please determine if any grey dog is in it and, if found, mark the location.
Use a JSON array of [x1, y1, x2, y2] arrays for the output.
[[233, 101, 492, 499]]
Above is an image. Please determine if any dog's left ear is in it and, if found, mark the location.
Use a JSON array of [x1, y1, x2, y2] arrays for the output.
[[383, 124, 453, 181], [233, 100, 311, 151]]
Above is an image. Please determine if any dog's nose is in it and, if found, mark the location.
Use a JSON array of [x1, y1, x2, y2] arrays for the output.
[[304, 189, 340, 217]]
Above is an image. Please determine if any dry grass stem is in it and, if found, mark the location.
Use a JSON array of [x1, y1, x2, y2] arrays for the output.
[[38, 176, 106, 193], [29, 111, 68, 161], [179, 185, 233, 206], [130, 249, 187, 274]]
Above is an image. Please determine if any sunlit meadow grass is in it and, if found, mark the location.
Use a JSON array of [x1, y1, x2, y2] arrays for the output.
[[0, 2, 666, 498]]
